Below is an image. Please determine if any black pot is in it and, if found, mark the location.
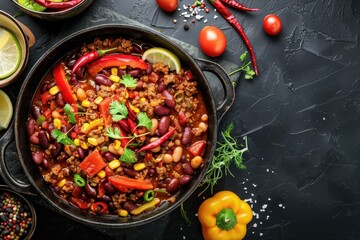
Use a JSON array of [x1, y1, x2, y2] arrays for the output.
[[0, 24, 235, 228]]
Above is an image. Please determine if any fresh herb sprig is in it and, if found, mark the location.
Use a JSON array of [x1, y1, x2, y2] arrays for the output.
[[110, 101, 128, 121], [120, 74, 137, 89], [120, 148, 137, 164], [64, 104, 76, 124], [198, 123, 248, 196], [51, 129, 76, 146], [228, 51, 256, 79]]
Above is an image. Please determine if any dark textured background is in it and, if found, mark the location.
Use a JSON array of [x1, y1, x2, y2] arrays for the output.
[[1, 0, 360, 239]]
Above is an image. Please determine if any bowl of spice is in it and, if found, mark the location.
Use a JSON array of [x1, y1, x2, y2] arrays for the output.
[[0, 185, 36, 240]]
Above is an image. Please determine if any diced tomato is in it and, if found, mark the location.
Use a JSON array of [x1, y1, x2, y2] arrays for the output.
[[78, 150, 107, 178], [41, 91, 53, 105], [188, 140, 206, 157]]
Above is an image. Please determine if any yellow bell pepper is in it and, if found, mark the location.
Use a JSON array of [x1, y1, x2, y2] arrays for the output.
[[198, 191, 253, 240]]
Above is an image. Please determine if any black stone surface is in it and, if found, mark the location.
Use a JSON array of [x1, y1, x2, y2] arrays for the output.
[[1, 0, 360, 239]]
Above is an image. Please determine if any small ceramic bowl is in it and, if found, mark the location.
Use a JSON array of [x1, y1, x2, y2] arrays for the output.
[[0, 10, 34, 88], [0, 185, 37, 240], [10, 0, 94, 21]]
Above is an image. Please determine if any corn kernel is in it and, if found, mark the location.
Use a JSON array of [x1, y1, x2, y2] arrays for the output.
[[114, 140, 121, 151], [81, 123, 90, 133], [97, 170, 106, 179], [108, 159, 121, 169], [134, 163, 146, 171], [81, 142, 88, 150], [110, 75, 120, 83], [94, 96, 104, 104], [111, 67, 118, 76], [82, 100, 91, 108], [140, 98, 146, 102], [88, 138, 98, 146], [119, 65, 127, 70], [118, 209, 128, 217], [49, 86, 60, 95], [74, 139, 80, 146], [130, 104, 140, 113], [53, 119, 61, 129], [125, 91, 129, 99], [57, 179, 67, 188]]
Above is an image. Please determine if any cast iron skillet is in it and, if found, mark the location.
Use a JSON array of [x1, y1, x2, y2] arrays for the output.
[[0, 24, 235, 228]]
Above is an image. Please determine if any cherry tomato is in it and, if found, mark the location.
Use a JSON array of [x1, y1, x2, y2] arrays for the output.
[[156, 0, 178, 12], [263, 14, 282, 36], [199, 26, 227, 57]]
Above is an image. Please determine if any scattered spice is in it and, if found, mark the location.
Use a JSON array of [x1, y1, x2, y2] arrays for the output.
[[0, 191, 33, 240], [183, 24, 190, 31]]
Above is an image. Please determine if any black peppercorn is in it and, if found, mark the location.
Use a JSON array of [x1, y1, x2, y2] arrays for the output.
[[184, 24, 190, 31]]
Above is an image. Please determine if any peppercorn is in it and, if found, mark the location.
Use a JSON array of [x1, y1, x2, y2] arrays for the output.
[[0, 192, 33, 240], [183, 24, 190, 31]]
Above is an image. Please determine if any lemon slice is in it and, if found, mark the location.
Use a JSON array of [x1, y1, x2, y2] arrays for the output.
[[0, 28, 22, 80], [142, 47, 181, 74], [0, 89, 13, 131]]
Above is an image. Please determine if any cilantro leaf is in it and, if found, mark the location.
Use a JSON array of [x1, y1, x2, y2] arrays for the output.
[[64, 104, 76, 124], [120, 74, 137, 89], [51, 129, 75, 146], [109, 101, 128, 121], [137, 112, 152, 130], [120, 148, 137, 163], [240, 51, 248, 62], [228, 51, 256, 79], [105, 127, 121, 139]]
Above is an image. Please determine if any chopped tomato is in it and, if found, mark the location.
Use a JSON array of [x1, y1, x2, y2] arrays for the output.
[[78, 150, 106, 178], [188, 140, 206, 156]]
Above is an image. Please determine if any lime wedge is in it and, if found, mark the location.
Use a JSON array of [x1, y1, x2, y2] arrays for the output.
[[0, 28, 22, 80], [0, 89, 13, 131], [142, 47, 181, 74]]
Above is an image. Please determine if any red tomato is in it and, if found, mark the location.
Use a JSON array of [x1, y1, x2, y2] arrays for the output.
[[156, 0, 178, 12], [263, 14, 282, 36], [199, 26, 227, 57]]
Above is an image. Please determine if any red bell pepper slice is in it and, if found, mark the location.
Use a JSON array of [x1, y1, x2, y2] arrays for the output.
[[188, 140, 207, 157], [41, 91, 53, 105], [70, 197, 91, 210], [91, 202, 108, 214], [87, 54, 148, 76], [53, 62, 75, 104], [78, 150, 106, 178], [108, 175, 153, 190]]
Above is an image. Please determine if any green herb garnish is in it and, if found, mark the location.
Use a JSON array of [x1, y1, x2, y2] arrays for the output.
[[228, 51, 256, 79], [120, 74, 137, 89], [109, 101, 128, 121], [120, 148, 137, 164], [64, 104, 76, 124], [51, 129, 76, 146], [137, 112, 152, 130], [180, 203, 192, 226], [198, 123, 248, 195], [105, 127, 122, 139]]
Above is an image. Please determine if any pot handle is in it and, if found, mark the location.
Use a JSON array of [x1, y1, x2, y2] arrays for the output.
[[0, 123, 37, 196], [195, 58, 235, 122]]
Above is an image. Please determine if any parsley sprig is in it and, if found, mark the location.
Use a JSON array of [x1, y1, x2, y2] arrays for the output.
[[120, 148, 137, 164], [228, 51, 256, 79], [51, 129, 76, 146], [109, 101, 128, 121]]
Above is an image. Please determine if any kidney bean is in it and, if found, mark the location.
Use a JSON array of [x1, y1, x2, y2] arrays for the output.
[[85, 184, 97, 199], [55, 93, 65, 107], [158, 178, 171, 188], [29, 132, 40, 145], [31, 105, 42, 120], [101, 69, 111, 77], [148, 168, 156, 175], [104, 152, 116, 162], [179, 175, 191, 186], [118, 69, 126, 78], [72, 186, 83, 198], [77, 147, 85, 160], [162, 90, 175, 108], [75, 67, 85, 80], [157, 81, 166, 93], [94, 74, 112, 86], [154, 106, 171, 116], [42, 159, 49, 169], [52, 142, 63, 158], [158, 116, 170, 135], [146, 63, 153, 75], [101, 195, 112, 202], [178, 112, 187, 126], [40, 83, 48, 93], [182, 162, 194, 175], [127, 69, 141, 77], [32, 152, 44, 165], [46, 82, 56, 90], [39, 130, 50, 149], [47, 123, 55, 136], [181, 127, 192, 145], [123, 168, 138, 178], [123, 201, 138, 213], [166, 178, 180, 194], [104, 182, 117, 195], [27, 118, 35, 135], [69, 75, 78, 85]]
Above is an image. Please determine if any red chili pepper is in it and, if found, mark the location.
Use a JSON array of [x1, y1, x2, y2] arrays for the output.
[[97, 180, 106, 198], [91, 202, 108, 214], [87, 54, 148, 76], [138, 128, 176, 152], [117, 126, 130, 147], [72, 48, 117, 73], [40, 91, 52, 105], [210, 0, 258, 75], [127, 118, 138, 135], [220, 0, 259, 11], [98, 97, 113, 126], [53, 62, 76, 104], [188, 140, 207, 156], [118, 119, 130, 133], [108, 175, 153, 190], [78, 150, 107, 177], [70, 197, 91, 210], [34, 0, 83, 9], [125, 101, 137, 122]]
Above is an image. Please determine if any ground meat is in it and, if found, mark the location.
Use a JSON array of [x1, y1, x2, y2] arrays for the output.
[[112, 193, 127, 209], [110, 38, 133, 53], [156, 166, 166, 180], [163, 74, 177, 86], [51, 164, 62, 176], [153, 63, 169, 74]]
